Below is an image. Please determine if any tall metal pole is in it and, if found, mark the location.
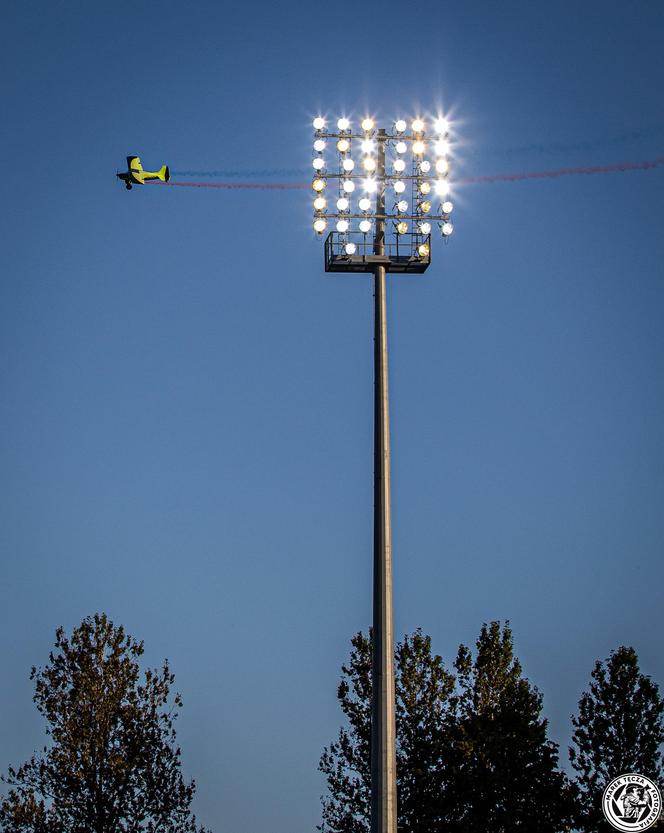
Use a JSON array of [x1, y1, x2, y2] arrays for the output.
[[370, 129, 398, 833]]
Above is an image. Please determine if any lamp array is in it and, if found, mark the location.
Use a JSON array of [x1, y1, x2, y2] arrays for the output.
[[311, 116, 455, 245]]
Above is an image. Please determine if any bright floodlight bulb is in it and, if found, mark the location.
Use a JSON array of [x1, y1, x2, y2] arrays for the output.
[[358, 197, 371, 211], [435, 158, 449, 175], [442, 222, 454, 236], [435, 139, 450, 156], [361, 118, 374, 132], [337, 138, 350, 153], [363, 157, 377, 172], [442, 200, 454, 213], [314, 196, 326, 210], [396, 221, 408, 234], [420, 160, 431, 173], [313, 117, 326, 130], [397, 199, 408, 212], [342, 179, 355, 193], [313, 218, 327, 233], [345, 242, 357, 255], [395, 141, 407, 154], [412, 118, 425, 133], [336, 197, 349, 211], [434, 117, 449, 134], [395, 119, 407, 133], [337, 219, 349, 232], [312, 157, 325, 170], [337, 117, 350, 131], [418, 243, 430, 257], [361, 139, 374, 154], [419, 181, 431, 194], [393, 158, 406, 172], [412, 140, 426, 155], [359, 219, 372, 233], [419, 200, 432, 213], [419, 222, 431, 234], [434, 179, 450, 196], [343, 158, 355, 171], [314, 139, 326, 152], [312, 178, 326, 192], [364, 178, 377, 193], [394, 180, 406, 193]]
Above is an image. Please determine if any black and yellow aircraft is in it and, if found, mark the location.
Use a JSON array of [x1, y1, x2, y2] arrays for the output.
[[117, 156, 170, 190]]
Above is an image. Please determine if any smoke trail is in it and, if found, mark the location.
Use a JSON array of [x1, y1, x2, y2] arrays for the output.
[[171, 169, 307, 178], [158, 156, 664, 190], [456, 156, 664, 184]]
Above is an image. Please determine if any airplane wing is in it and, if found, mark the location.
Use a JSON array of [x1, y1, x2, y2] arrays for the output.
[[127, 156, 143, 172]]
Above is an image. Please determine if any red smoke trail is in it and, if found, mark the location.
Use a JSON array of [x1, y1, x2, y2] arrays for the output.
[[162, 180, 308, 190], [158, 156, 664, 190], [457, 156, 664, 184]]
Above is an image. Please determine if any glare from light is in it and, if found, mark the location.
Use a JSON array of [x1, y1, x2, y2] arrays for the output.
[[419, 222, 431, 234], [361, 118, 374, 132], [313, 117, 326, 130], [442, 200, 454, 213], [393, 158, 406, 172], [412, 140, 426, 155], [434, 117, 449, 134], [435, 158, 449, 174], [337, 117, 350, 131], [337, 219, 349, 233], [358, 197, 372, 211], [412, 118, 425, 133], [342, 179, 355, 193], [395, 119, 407, 133], [419, 200, 432, 213], [363, 157, 377, 172], [359, 219, 372, 233], [434, 179, 450, 196], [394, 180, 406, 193], [361, 139, 375, 154], [314, 139, 326, 152], [312, 158, 325, 170], [420, 160, 431, 173], [396, 221, 409, 234], [312, 178, 326, 192], [364, 178, 377, 193], [435, 139, 450, 156], [419, 181, 431, 194], [314, 196, 326, 210], [343, 158, 355, 171], [337, 138, 350, 153], [396, 200, 408, 212], [336, 197, 349, 211], [442, 222, 454, 236], [418, 243, 430, 257], [313, 218, 327, 233], [345, 242, 357, 255], [395, 141, 407, 154]]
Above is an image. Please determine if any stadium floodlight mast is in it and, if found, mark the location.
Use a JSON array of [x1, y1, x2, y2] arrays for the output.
[[310, 113, 455, 833]]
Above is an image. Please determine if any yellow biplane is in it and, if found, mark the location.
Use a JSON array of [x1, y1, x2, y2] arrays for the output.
[[117, 156, 170, 190]]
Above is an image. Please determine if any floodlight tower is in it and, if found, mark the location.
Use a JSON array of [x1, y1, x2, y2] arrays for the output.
[[311, 114, 454, 833]]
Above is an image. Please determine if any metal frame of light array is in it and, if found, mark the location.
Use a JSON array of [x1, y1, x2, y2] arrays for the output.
[[311, 115, 454, 262]]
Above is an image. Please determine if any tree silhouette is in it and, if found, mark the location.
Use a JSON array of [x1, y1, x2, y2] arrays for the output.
[[0, 613, 210, 833]]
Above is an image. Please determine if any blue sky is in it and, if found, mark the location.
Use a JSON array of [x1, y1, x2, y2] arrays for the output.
[[1, 2, 663, 831]]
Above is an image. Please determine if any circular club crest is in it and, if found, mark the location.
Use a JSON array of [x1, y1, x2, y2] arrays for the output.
[[602, 773, 661, 831]]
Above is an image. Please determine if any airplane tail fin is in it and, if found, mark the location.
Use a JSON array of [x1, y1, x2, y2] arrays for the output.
[[158, 165, 170, 183]]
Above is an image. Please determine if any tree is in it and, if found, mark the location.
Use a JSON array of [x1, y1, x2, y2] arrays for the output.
[[0, 613, 210, 833], [569, 645, 664, 832], [443, 621, 575, 833], [318, 629, 454, 833]]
